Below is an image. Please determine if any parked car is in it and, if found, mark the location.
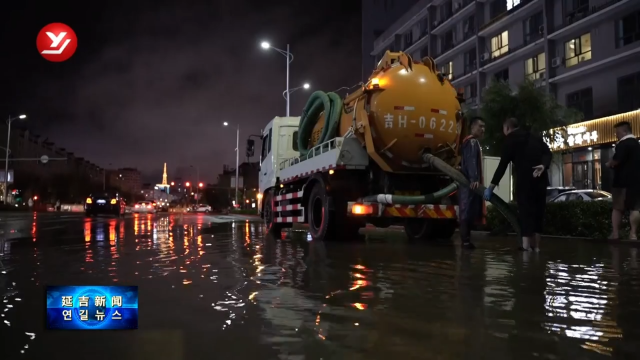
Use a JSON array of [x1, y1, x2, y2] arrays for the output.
[[85, 192, 126, 217], [191, 204, 212, 213], [546, 186, 576, 202], [549, 189, 612, 203], [133, 201, 157, 214]]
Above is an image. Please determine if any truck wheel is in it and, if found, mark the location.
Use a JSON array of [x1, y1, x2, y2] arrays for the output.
[[263, 191, 284, 235], [404, 219, 457, 241], [432, 219, 457, 240], [307, 182, 362, 241]]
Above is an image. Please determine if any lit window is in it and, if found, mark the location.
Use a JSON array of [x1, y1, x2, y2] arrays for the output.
[[491, 31, 509, 58], [525, 52, 546, 80], [507, 0, 521, 10], [564, 33, 591, 67], [440, 61, 453, 80]]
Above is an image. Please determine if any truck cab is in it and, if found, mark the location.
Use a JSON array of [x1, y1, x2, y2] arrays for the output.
[[257, 116, 300, 214]]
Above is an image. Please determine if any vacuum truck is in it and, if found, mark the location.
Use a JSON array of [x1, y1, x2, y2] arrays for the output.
[[254, 51, 517, 242]]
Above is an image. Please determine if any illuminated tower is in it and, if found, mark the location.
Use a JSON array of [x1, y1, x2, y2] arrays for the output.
[[162, 163, 168, 186]]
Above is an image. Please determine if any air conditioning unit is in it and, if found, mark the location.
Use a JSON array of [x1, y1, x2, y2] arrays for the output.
[[480, 52, 490, 61], [551, 57, 562, 68]]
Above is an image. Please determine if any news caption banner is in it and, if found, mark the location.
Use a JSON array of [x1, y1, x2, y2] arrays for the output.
[[46, 286, 138, 330]]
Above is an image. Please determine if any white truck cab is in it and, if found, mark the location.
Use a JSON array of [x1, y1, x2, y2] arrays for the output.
[[257, 116, 300, 214]]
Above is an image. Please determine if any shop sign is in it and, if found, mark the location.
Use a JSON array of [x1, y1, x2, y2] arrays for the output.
[[566, 126, 598, 147], [543, 126, 599, 150]]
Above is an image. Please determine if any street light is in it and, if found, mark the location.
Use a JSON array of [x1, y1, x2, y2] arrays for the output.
[[260, 41, 294, 116], [3, 114, 26, 204], [223, 121, 240, 208], [283, 83, 310, 101]]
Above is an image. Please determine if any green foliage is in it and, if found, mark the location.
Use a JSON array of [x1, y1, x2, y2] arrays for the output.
[[466, 79, 582, 156], [487, 201, 631, 239]]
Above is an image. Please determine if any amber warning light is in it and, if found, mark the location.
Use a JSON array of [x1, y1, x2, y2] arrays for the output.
[[351, 204, 373, 215], [370, 78, 380, 89]]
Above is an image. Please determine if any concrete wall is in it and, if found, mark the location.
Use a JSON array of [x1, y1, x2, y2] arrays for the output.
[[555, 59, 640, 118]]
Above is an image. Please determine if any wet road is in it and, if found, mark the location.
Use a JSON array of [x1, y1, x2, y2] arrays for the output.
[[1, 212, 640, 359]]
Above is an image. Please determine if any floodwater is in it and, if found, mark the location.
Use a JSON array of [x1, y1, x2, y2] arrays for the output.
[[1, 212, 640, 359]]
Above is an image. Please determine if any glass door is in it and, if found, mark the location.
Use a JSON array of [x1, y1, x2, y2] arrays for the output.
[[572, 161, 593, 189]]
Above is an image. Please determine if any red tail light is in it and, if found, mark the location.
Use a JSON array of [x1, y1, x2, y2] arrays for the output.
[[135, 204, 139, 208]]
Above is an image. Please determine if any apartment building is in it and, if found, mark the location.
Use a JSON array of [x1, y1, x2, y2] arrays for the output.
[[0, 123, 104, 187], [370, 0, 640, 119], [110, 168, 143, 194], [362, 0, 421, 81]]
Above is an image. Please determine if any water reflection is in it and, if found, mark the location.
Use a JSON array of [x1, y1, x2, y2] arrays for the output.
[[2, 215, 640, 358]]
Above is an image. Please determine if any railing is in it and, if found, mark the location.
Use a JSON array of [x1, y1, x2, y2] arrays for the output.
[[524, 31, 543, 46], [556, 0, 623, 32], [480, 41, 530, 67], [479, 0, 535, 32], [279, 137, 343, 171], [432, 0, 475, 32]]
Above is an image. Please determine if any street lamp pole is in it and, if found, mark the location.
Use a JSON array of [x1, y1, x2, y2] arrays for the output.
[[223, 122, 240, 208], [3, 114, 26, 204], [282, 83, 310, 102], [286, 43, 290, 117], [261, 42, 293, 116], [192, 165, 200, 206], [235, 123, 239, 208]]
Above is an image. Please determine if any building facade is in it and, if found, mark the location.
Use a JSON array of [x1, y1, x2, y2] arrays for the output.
[[370, 0, 640, 117], [544, 109, 640, 192], [371, 0, 640, 191], [0, 123, 105, 202], [362, 0, 421, 81], [109, 168, 143, 195]]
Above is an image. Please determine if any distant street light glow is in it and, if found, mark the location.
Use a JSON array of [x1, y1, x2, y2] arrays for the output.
[[260, 41, 270, 49], [19, 115, 26, 119], [223, 122, 229, 126], [303, 83, 310, 89]]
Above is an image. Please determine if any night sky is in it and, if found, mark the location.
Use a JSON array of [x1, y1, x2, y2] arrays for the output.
[[1, 0, 361, 183]]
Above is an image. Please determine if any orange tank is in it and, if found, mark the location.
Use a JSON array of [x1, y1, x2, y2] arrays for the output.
[[310, 51, 463, 173]]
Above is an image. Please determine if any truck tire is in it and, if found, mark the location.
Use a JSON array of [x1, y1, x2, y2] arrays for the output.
[[403, 218, 456, 242], [263, 190, 284, 235], [307, 181, 362, 241]]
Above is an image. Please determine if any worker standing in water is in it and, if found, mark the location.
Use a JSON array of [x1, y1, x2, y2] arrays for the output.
[[484, 118, 552, 251], [458, 117, 487, 250]]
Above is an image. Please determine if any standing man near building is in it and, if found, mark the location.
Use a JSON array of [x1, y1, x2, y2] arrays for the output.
[[458, 117, 487, 250], [483, 118, 552, 251], [606, 121, 640, 240]]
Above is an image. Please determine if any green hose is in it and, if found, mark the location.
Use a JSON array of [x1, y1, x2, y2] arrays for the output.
[[422, 153, 521, 236], [298, 91, 343, 156], [361, 182, 459, 204]]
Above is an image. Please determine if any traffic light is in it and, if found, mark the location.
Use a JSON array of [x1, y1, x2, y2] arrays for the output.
[[246, 139, 255, 158], [170, 181, 175, 186], [185, 181, 191, 187], [198, 182, 203, 188]]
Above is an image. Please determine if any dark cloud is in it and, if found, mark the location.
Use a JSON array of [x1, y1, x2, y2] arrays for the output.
[[2, 0, 361, 183]]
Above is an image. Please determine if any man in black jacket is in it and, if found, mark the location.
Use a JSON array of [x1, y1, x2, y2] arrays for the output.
[[606, 121, 640, 240], [484, 118, 552, 251]]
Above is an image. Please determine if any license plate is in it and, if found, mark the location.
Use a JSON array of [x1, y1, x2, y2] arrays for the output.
[[97, 200, 106, 204]]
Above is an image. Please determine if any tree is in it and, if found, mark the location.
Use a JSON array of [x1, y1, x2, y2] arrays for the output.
[[464, 79, 582, 157]]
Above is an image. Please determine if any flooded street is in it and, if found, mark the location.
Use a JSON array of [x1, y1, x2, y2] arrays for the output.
[[1, 212, 640, 359]]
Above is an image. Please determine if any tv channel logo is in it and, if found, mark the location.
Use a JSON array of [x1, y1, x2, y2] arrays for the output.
[[36, 23, 77, 62]]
